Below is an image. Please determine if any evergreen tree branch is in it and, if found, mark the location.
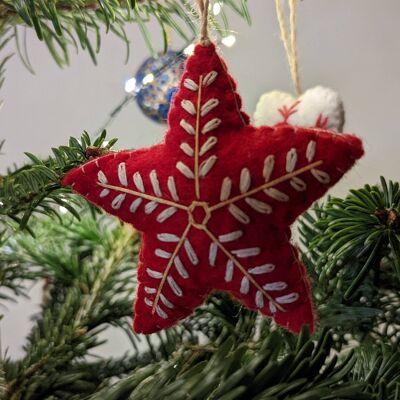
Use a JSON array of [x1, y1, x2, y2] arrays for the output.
[[299, 177, 400, 345], [87, 327, 378, 400], [0, 1, 251, 69], [4, 212, 138, 399], [0, 130, 116, 230]]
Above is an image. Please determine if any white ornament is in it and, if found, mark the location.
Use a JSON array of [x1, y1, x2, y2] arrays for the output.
[[253, 86, 345, 132]]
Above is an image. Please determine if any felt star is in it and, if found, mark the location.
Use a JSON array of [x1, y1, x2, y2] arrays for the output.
[[63, 43, 363, 335]]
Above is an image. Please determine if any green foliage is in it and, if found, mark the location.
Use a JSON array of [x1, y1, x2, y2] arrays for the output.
[[299, 178, 400, 344], [0, 130, 116, 231], [353, 344, 400, 400], [88, 327, 374, 400], [2, 212, 152, 399], [0, 230, 40, 304], [0, 0, 251, 69], [0, 20, 13, 88], [0, 358, 6, 400]]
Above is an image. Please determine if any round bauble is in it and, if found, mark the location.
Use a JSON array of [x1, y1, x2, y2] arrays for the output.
[[135, 50, 186, 123]]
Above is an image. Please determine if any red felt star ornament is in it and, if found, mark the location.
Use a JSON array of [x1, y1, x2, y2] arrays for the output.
[[63, 43, 363, 335]]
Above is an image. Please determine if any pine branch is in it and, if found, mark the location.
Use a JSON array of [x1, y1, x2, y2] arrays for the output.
[[3, 212, 137, 399], [298, 177, 400, 344], [353, 344, 400, 400], [0, 229, 41, 306], [0, 1, 251, 69], [0, 130, 116, 230], [87, 327, 376, 400], [0, 358, 6, 400]]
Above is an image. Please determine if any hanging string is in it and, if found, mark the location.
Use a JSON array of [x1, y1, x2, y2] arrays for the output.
[[165, 25, 172, 48], [197, 0, 211, 46], [275, 0, 302, 96]]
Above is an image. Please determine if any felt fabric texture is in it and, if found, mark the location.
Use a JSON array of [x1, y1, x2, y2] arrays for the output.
[[63, 43, 364, 335], [253, 86, 345, 132]]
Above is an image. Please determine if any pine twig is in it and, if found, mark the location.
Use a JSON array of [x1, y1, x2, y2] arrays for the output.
[[0, 130, 116, 230]]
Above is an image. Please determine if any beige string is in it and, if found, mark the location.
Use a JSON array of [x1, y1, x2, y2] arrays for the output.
[[165, 25, 172, 47], [194, 75, 203, 199], [197, 0, 211, 45], [275, 0, 302, 96]]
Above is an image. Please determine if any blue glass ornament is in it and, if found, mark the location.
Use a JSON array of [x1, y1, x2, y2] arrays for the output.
[[135, 50, 187, 123]]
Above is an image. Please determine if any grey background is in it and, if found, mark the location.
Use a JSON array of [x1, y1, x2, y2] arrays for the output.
[[1, 1, 399, 358]]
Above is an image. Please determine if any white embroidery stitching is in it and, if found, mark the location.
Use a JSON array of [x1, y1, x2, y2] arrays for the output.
[[181, 99, 196, 115], [176, 161, 195, 179], [118, 163, 128, 186], [184, 78, 198, 91]]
